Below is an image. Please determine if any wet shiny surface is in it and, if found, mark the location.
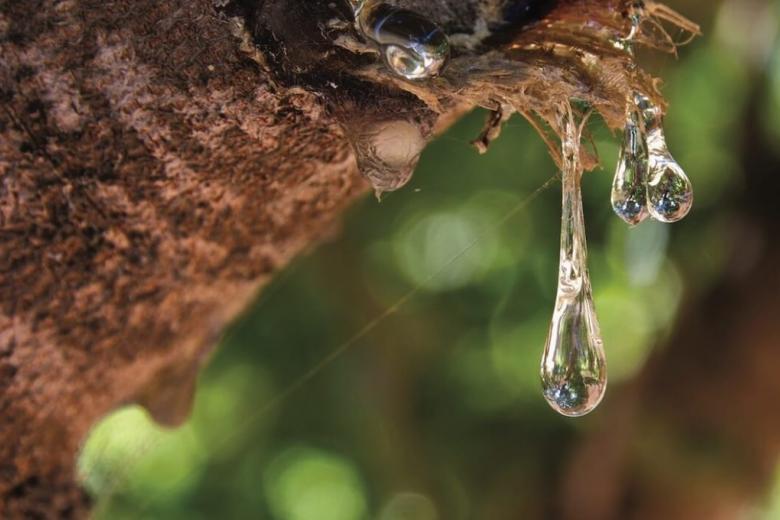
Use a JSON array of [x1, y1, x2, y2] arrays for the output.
[[637, 94, 694, 223], [355, 2, 450, 79], [611, 111, 650, 226], [541, 111, 607, 417]]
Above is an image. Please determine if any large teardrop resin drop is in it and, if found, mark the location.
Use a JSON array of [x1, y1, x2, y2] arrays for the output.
[[540, 109, 607, 417]]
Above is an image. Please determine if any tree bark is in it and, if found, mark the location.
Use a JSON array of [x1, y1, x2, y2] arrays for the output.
[[0, 0, 379, 515], [0, 0, 683, 516]]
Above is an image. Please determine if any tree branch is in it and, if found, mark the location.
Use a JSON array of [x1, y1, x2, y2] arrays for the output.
[[0, 0, 694, 515]]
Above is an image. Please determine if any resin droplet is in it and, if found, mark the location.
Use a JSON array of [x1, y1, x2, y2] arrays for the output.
[[540, 109, 607, 417], [636, 94, 694, 223], [611, 109, 649, 226], [355, 2, 450, 80], [349, 119, 426, 198]]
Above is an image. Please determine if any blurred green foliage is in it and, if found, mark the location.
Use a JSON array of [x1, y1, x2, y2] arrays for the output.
[[78, 2, 780, 518]]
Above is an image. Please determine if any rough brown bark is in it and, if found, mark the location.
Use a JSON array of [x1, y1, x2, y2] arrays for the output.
[[0, 0, 689, 516], [0, 1, 379, 515]]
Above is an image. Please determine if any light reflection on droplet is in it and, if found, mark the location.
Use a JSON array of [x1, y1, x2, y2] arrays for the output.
[[353, 1, 450, 79]]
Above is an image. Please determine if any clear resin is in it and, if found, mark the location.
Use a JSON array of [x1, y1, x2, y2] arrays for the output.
[[353, 1, 450, 80], [636, 94, 694, 223], [611, 109, 650, 226], [540, 109, 608, 417]]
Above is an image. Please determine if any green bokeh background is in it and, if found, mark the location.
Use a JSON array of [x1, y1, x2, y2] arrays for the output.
[[78, 1, 780, 518]]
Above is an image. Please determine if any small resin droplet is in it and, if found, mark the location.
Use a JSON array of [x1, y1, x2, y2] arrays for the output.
[[636, 94, 694, 223], [540, 108, 607, 417], [354, 1, 450, 79], [349, 119, 426, 197], [611, 109, 649, 226]]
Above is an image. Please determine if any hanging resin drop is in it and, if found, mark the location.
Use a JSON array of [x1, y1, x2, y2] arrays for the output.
[[540, 109, 607, 417], [353, 1, 450, 80], [636, 94, 694, 223], [611, 108, 649, 226], [348, 119, 426, 198]]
